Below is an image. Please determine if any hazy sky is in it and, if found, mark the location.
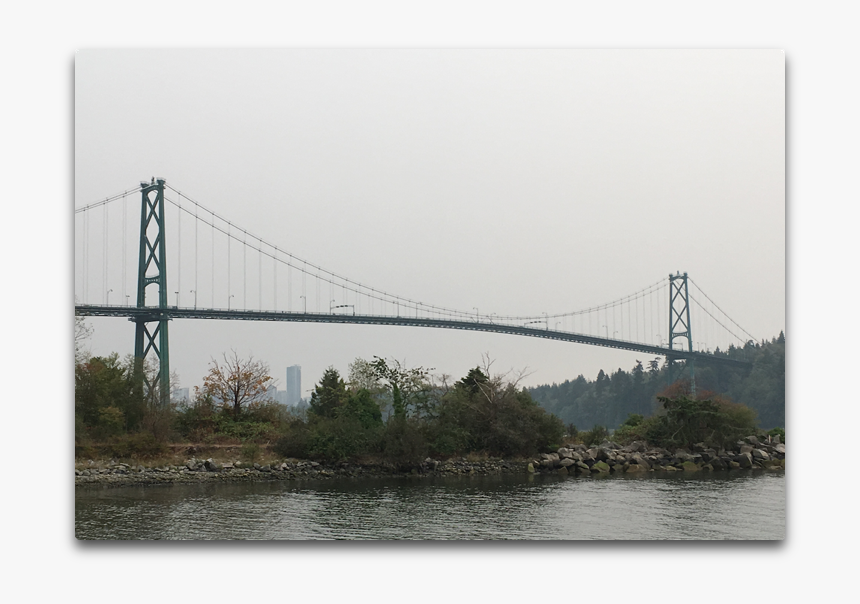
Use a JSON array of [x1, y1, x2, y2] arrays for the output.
[[75, 49, 784, 392]]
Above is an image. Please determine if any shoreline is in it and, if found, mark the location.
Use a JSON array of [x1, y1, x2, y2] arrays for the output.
[[75, 436, 785, 488]]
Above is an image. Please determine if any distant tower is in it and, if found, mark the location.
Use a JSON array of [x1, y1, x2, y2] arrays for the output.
[[286, 365, 302, 406]]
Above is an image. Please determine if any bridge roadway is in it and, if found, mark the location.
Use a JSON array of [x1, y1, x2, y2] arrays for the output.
[[75, 305, 751, 368]]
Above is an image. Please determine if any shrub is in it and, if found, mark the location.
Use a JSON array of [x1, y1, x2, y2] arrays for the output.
[[272, 418, 312, 459], [102, 432, 168, 459], [579, 425, 609, 447], [767, 427, 785, 443], [241, 442, 262, 464], [383, 416, 428, 469], [644, 396, 759, 450]]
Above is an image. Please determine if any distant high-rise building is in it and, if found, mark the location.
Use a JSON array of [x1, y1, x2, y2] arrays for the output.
[[173, 387, 190, 402], [286, 365, 301, 406]]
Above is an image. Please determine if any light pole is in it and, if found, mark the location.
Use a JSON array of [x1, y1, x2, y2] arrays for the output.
[[190, 289, 197, 309], [656, 334, 663, 347], [228, 294, 235, 310], [543, 312, 548, 330], [175, 291, 180, 307], [330, 299, 336, 314], [125, 294, 130, 306], [300, 295, 306, 313], [473, 307, 479, 322], [106, 289, 113, 305], [602, 325, 609, 338]]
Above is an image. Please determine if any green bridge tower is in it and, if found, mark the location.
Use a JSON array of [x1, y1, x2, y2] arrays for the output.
[[133, 177, 171, 405]]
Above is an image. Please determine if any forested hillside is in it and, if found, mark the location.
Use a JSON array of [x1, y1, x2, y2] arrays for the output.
[[529, 332, 785, 431]]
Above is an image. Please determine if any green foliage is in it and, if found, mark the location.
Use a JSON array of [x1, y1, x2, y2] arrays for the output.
[[767, 427, 785, 442], [645, 395, 758, 450], [241, 442, 261, 463], [382, 415, 428, 469], [98, 432, 169, 459], [276, 361, 564, 463], [272, 417, 312, 459], [623, 414, 644, 427], [309, 367, 350, 418], [529, 334, 785, 431], [579, 425, 609, 447], [75, 353, 145, 438]]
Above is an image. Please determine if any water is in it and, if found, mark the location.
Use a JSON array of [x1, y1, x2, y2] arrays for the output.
[[75, 471, 785, 540]]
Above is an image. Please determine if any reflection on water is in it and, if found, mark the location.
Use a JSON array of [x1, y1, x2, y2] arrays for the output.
[[75, 471, 785, 540]]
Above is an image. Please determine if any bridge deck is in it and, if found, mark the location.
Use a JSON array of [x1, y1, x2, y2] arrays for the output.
[[75, 305, 751, 367]]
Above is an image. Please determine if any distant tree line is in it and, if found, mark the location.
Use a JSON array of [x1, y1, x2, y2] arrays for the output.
[[528, 331, 785, 432]]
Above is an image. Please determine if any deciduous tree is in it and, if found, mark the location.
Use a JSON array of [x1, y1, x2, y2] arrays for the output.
[[200, 350, 273, 419]]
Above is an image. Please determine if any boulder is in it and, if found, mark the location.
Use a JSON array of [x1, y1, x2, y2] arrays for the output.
[[559, 458, 575, 468], [631, 454, 650, 470], [735, 452, 753, 468], [625, 463, 647, 473], [680, 461, 700, 472], [527, 463, 535, 473], [591, 461, 611, 473], [746, 435, 761, 446], [751, 448, 770, 461], [557, 448, 574, 459], [775, 443, 786, 454]]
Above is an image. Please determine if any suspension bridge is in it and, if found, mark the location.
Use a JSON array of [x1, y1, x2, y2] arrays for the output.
[[75, 178, 757, 401]]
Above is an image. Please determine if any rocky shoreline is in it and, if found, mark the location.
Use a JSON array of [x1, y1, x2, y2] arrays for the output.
[[75, 435, 784, 488]]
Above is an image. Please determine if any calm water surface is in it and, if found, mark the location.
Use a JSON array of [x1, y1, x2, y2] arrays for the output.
[[75, 471, 785, 540]]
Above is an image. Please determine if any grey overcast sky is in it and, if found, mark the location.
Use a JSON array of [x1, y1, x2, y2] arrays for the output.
[[75, 49, 784, 392], [75, 49, 785, 390]]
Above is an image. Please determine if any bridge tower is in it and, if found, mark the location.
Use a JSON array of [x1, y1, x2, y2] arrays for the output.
[[668, 271, 696, 398], [133, 177, 170, 405]]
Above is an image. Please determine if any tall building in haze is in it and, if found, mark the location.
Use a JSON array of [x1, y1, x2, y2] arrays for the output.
[[286, 365, 301, 406]]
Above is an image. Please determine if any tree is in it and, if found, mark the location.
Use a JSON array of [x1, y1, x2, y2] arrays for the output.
[[368, 356, 433, 418], [74, 313, 92, 364], [309, 367, 350, 418], [200, 350, 273, 419]]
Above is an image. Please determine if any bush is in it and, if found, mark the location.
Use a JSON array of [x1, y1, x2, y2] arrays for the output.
[[767, 427, 785, 443], [272, 418, 312, 459], [579, 425, 609, 447], [383, 416, 428, 469], [643, 396, 759, 450], [101, 432, 168, 459], [241, 442, 262, 464]]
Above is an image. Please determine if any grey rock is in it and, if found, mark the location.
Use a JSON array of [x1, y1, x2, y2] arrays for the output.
[[751, 448, 770, 461]]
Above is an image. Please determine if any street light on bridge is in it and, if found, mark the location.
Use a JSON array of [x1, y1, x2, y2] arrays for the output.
[[190, 289, 197, 309], [106, 289, 113, 305], [228, 294, 235, 310], [300, 295, 306, 313]]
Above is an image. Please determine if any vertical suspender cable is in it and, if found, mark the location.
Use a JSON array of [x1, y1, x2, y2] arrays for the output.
[[177, 192, 181, 307], [194, 200, 198, 307], [83, 209, 88, 302], [274, 246, 278, 311], [103, 202, 108, 303], [122, 196, 127, 305], [211, 210, 215, 308], [258, 240, 262, 311]]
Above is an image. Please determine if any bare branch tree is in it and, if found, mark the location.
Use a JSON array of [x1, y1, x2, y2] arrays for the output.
[[201, 349, 273, 419]]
